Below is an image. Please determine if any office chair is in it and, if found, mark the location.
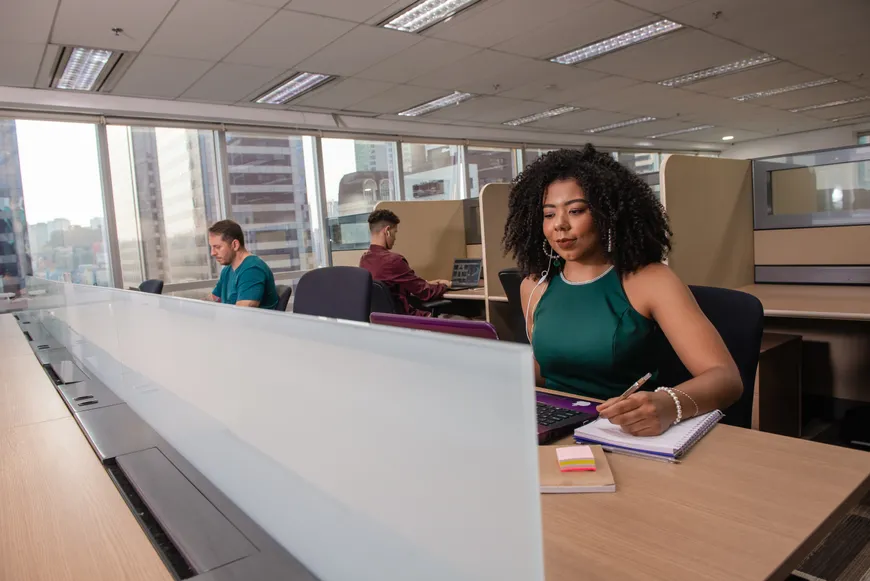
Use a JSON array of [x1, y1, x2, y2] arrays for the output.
[[372, 279, 452, 317], [498, 268, 530, 344], [275, 284, 293, 312], [294, 266, 372, 322], [138, 279, 164, 294], [657, 285, 764, 429]]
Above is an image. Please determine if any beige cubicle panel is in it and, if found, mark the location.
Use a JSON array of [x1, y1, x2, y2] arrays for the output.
[[332, 249, 366, 267], [661, 156, 754, 289], [479, 183, 516, 330], [754, 225, 870, 266], [374, 200, 466, 281]]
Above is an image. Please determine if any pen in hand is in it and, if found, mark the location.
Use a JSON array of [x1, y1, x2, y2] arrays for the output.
[[617, 372, 653, 401]]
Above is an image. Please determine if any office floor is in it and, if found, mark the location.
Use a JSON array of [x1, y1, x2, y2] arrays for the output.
[[790, 491, 870, 581]]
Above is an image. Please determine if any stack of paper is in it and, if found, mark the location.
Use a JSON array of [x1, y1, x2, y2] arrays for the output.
[[556, 446, 596, 471]]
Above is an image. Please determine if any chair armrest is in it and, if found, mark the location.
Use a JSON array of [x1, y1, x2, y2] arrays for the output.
[[422, 299, 452, 309]]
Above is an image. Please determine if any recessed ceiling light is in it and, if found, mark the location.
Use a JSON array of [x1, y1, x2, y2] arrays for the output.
[[55, 47, 114, 91], [721, 135, 735, 141], [503, 106, 578, 126], [397, 91, 474, 116], [789, 95, 870, 113], [658, 54, 777, 88], [832, 113, 870, 123], [647, 125, 715, 138], [551, 19, 683, 65], [585, 116, 657, 134], [732, 78, 839, 102], [255, 72, 333, 105], [382, 0, 480, 33]]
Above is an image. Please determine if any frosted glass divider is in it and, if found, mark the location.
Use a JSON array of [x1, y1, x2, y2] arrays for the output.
[[27, 280, 545, 581]]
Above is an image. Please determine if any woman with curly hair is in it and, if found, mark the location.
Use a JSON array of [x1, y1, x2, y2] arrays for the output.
[[503, 145, 741, 436]]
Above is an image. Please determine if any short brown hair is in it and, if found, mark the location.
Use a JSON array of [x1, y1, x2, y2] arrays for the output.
[[367, 209, 400, 233], [208, 220, 245, 247]]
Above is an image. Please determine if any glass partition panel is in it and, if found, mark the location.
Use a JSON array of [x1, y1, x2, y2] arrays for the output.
[[754, 145, 870, 229], [6, 120, 111, 285], [466, 146, 516, 197], [107, 125, 223, 288], [225, 132, 324, 272], [26, 279, 544, 581], [402, 143, 462, 200]]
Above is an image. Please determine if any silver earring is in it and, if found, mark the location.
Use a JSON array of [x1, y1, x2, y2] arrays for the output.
[[543, 239, 556, 258], [607, 229, 613, 254]]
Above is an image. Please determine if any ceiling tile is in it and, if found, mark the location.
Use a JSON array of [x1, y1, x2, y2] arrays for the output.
[[295, 78, 396, 109], [52, 0, 177, 51], [570, 82, 722, 118], [230, 0, 291, 7], [0, 0, 58, 44], [755, 84, 866, 111], [286, 0, 400, 23], [408, 50, 523, 91], [581, 29, 757, 83], [355, 38, 480, 84], [426, 0, 597, 48], [351, 84, 447, 114], [494, 0, 656, 59], [425, 96, 523, 121], [112, 55, 214, 98], [473, 100, 567, 124], [607, 119, 705, 138], [144, 0, 277, 60], [225, 11, 356, 68], [0, 42, 45, 88], [295, 25, 422, 76], [181, 63, 285, 103], [802, 100, 870, 121], [618, 0, 698, 13]]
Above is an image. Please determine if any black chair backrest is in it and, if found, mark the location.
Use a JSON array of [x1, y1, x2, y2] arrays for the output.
[[371, 280, 398, 314], [275, 284, 293, 312], [294, 267, 372, 322], [657, 285, 764, 429], [139, 279, 164, 294], [498, 268, 530, 344]]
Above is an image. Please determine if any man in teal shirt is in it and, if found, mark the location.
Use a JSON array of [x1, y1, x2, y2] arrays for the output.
[[207, 220, 279, 310]]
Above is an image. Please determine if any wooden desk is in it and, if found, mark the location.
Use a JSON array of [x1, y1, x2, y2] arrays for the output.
[[444, 287, 486, 300], [738, 284, 870, 321], [0, 315, 173, 581], [544, 423, 870, 581]]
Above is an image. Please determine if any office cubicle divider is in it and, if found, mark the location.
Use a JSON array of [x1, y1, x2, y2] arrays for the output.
[[20, 278, 544, 581], [660, 155, 755, 289]]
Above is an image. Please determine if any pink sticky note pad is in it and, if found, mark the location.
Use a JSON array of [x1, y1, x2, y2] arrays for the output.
[[557, 445, 596, 472]]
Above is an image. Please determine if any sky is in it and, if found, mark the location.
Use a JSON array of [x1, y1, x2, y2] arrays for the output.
[[321, 138, 357, 205], [15, 120, 105, 227]]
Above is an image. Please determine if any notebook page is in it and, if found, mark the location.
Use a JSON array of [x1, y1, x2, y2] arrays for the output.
[[574, 411, 721, 456]]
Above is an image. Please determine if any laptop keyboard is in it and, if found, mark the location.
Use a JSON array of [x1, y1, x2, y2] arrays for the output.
[[537, 402, 585, 427]]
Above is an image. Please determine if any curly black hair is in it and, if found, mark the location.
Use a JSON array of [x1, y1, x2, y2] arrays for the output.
[[503, 144, 671, 279]]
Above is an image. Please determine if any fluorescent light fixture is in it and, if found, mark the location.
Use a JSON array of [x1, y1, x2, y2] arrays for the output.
[[255, 72, 333, 105], [647, 125, 714, 138], [503, 106, 578, 126], [832, 113, 870, 123], [383, 0, 480, 33], [56, 47, 113, 91], [732, 78, 838, 102], [789, 95, 870, 113], [585, 116, 657, 134], [551, 19, 683, 65], [722, 135, 735, 141], [658, 54, 777, 88], [397, 91, 474, 116]]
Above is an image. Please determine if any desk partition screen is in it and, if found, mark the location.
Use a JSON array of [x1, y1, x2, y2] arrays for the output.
[[24, 278, 543, 581]]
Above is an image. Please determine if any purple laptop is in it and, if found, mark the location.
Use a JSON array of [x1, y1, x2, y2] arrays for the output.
[[369, 312, 598, 443]]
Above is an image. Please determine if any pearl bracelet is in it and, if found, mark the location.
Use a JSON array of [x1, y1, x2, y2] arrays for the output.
[[655, 387, 682, 425], [672, 388, 699, 419]]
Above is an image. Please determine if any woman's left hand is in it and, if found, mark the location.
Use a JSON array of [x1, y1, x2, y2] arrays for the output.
[[596, 391, 677, 436]]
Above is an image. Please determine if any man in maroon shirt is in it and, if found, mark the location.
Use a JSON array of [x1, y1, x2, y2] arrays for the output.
[[359, 209, 451, 317]]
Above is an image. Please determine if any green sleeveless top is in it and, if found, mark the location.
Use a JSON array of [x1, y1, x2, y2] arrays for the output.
[[532, 266, 659, 400]]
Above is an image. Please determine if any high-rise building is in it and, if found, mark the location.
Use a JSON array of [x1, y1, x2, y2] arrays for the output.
[[0, 120, 30, 291], [225, 134, 315, 271]]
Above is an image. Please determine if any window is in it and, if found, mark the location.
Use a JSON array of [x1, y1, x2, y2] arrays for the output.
[[225, 132, 323, 272], [107, 125, 223, 288], [402, 143, 462, 200], [612, 151, 660, 175], [860, 134, 870, 145], [322, 138, 399, 218], [522, 148, 554, 169], [2, 119, 112, 286], [466, 146, 516, 197]]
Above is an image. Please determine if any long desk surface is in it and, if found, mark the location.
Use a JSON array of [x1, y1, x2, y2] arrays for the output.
[[443, 286, 509, 302], [738, 284, 870, 321], [0, 315, 173, 581]]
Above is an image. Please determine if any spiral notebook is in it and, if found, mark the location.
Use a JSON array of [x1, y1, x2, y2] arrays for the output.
[[573, 410, 724, 463]]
